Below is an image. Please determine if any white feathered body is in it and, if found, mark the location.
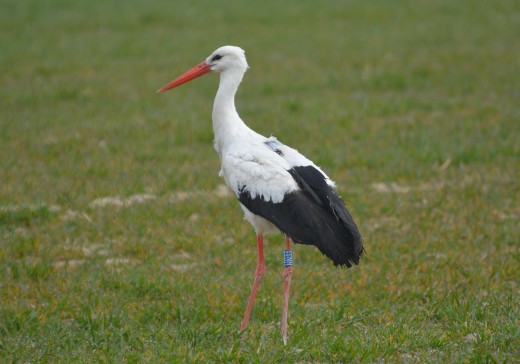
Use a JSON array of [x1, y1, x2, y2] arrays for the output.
[[206, 46, 362, 266]]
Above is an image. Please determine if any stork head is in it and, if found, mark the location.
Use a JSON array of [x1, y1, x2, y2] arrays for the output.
[[206, 46, 248, 73], [157, 45, 248, 93]]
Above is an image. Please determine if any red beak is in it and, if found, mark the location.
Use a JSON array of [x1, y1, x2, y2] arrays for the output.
[[157, 61, 212, 93]]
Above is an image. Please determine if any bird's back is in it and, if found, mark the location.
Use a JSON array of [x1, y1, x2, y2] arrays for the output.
[[221, 134, 363, 267]]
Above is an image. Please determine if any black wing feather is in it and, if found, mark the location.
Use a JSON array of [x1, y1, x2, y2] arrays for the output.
[[238, 165, 363, 267]]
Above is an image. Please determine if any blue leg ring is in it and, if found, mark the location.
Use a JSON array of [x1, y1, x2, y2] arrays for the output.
[[284, 250, 293, 267]]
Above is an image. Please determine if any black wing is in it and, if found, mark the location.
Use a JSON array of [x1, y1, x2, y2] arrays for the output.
[[238, 165, 363, 267]]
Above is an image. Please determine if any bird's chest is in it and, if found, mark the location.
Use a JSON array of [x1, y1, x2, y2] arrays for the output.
[[217, 159, 239, 188]]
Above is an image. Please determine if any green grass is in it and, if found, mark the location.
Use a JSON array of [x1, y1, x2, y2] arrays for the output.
[[1, 0, 519, 362]]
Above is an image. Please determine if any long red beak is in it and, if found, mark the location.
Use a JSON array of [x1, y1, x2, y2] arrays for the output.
[[157, 61, 212, 93]]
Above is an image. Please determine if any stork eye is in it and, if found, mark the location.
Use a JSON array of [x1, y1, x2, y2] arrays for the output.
[[211, 54, 223, 62]]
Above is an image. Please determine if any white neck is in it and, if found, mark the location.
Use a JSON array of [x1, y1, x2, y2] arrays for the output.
[[212, 68, 248, 156]]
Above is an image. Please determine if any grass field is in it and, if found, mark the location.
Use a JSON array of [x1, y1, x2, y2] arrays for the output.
[[1, 0, 519, 362]]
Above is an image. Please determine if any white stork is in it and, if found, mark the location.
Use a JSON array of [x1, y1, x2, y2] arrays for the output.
[[158, 46, 363, 344]]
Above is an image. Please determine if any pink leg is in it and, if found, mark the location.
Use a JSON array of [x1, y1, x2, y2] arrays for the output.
[[281, 235, 293, 345], [240, 233, 265, 331]]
